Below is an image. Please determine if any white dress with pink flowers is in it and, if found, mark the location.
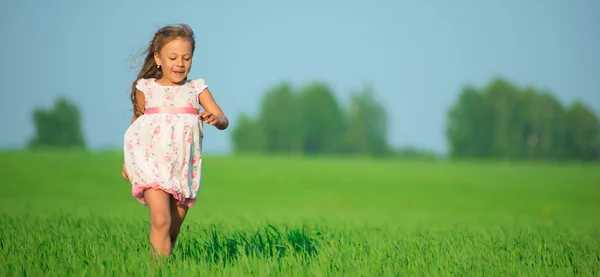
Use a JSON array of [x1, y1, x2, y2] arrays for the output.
[[123, 78, 207, 208]]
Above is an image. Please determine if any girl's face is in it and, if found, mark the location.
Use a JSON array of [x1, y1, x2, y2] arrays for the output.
[[154, 38, 193, 86]]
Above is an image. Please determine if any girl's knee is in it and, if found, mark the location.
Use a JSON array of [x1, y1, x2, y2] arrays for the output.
[[150, 213, 171, 231]]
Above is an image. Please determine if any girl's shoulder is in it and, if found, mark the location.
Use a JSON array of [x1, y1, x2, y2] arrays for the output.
[[135, 78, 157, 93], [189, 78, 208, 94]]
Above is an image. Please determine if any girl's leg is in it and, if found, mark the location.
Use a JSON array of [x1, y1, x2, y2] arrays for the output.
[[169, 197, 189, 247], [144, 188, 173, 257]]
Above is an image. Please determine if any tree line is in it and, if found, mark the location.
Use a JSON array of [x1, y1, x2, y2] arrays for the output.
[[230, 82, 393, 156], [446, 77, 599, 161], [231, 77, 599, 161], [27, 76, 599, 161]]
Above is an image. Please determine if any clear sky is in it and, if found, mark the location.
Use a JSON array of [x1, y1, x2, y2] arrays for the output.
[[1, 0, 598, 154]]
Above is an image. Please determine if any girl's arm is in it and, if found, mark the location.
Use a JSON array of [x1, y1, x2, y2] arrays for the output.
[[131, 90, 146, 124], [199, 88, 229, 130]]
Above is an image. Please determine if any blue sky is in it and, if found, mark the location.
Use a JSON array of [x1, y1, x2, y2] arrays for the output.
[[1, 0, 598, 154]]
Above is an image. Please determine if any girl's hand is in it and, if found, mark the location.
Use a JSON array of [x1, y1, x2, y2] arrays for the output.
[[122, 164, 129, 180], [198, 87, 229, 130], [199, 111, 218, 126]]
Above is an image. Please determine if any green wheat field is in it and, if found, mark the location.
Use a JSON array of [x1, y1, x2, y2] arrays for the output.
[[0, 151, 599, 276]]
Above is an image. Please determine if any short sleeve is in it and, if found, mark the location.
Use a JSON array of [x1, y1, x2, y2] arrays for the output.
[[192, 78, 208, 95], [135, 78, 148, 93]]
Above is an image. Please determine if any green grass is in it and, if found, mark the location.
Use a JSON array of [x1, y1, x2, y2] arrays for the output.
[[1, 151, 599, 276]]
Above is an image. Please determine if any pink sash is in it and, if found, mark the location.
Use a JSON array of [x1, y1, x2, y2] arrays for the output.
[[144, 107, 200, 114]]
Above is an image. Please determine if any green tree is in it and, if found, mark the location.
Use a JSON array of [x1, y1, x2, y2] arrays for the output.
[[446, 85, 494, 158], [522, 90, 566, 160], [28, 97, 86, 149], [258, 82, 303, 154], [297, 82, 346, 154], [482, 77, 526, 159], [230, 114, 266, 153], [564, 102, 600, 161], [229, 80, 392, 157], [344, 85, 391, 156], [445, 77, 589, 161]]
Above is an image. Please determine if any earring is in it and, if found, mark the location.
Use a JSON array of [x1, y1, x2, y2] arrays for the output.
[[157, 65, 161, 69]]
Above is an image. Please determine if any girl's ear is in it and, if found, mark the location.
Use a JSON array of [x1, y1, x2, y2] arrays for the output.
[[154, 52, 161, 67]]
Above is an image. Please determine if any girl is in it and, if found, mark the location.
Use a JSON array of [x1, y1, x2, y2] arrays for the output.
[[121, 23, 229, 257]]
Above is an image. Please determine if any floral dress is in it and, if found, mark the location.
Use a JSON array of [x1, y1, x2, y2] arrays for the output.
[[123, 78, 207, 208]]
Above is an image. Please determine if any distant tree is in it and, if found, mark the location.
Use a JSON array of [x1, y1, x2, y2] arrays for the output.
[[343, 85, 391, 156], [229, 80, 392, 157], [258, 82, 303, 154], [297, 82, 346, 154], [28, 97, 86, 150], [522, 89, 566, 160], [564, 102, 600, 161], [446, 76, 599, 162], [229, 113, 266, 154], [482, 77, 528, 159], [446, 85, 494, 158]]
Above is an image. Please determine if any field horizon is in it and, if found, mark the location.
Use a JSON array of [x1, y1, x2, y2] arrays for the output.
[[1, 151, 599, 276]]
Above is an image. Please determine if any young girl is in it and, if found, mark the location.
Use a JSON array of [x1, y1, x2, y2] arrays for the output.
[[121, 23, 228, 257]]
